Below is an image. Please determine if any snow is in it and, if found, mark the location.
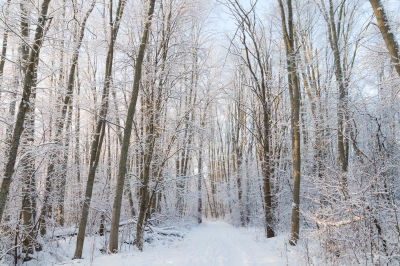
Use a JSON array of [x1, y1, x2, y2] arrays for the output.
[[55, 221, 287, 266]]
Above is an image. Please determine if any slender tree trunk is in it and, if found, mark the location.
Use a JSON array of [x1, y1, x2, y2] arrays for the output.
[[227, 1, 276, 235], [278, 0, 301, 246], [326, 0, 349, 174], [260, 125, 274, 236], [20, 77, 39, 252], [197, 107, 207, 224], [197, 146, 203, 223], [75, 70, 81, 213], [58, 0, 96, 228], [369, 0, 400, 76], [108, 0, 156, 253], [0, 0, 52, 223], [233, 88, 245, 226], [259, 92, 274, 237], [74, 0, 126, 259], [135, 129, 155, 251], [21, 90, 39, 253], [298, 37, 325, 181], [0, 0, 11, 96], [57, 102, 73, 226], [0, 25, 8, 77]]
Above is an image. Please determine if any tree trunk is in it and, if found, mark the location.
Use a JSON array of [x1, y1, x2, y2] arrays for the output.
[[260, 99, 274, 237], [197, 146, 203, 223], [108, 0, 156, 253], [57, 101, 73, 226], [233, 88, 245, 226], [75, 70, 82, 217], [0, 0, 52, 223], [20, 85, 39, 253], [369, 0, 400, 76], [0, 0, 11, 96], [74, 0, 126, 259], [278, 0, 301, 246], [326, 0, 349, 174], [135, 140, 153, 251], [227, 0, 276, 235]]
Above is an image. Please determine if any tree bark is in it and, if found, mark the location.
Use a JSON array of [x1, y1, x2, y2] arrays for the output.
[[369, 0, 400, 76], [135, 128, 155, 251]]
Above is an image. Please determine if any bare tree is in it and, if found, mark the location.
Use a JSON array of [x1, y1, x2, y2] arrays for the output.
[[278, 0, 301, 245], [0, 0, 52, 223], [39, 0, 96, 236], [74, 0, 126, 259], [226, 0, 276, 237], [109, 0, 156, 253]]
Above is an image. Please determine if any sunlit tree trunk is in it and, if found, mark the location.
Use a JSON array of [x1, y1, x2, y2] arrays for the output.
[[57, 100, 73, 226], [296, 17, 325, 192]]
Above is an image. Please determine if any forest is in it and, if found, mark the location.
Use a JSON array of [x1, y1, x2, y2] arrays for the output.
[[0, 0, 399, 265]]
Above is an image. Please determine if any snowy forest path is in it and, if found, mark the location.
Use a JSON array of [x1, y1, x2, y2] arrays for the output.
[[58, 221, 286, 266], [167, 221, 286, 266]]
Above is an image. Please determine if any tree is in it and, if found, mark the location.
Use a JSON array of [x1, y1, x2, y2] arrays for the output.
[[0, 0, 52, 224], [19, 0, 40, 253], [40, 0, 96, 236], [108, 0, 156, 253], [369, 0, 400, 76], [74, 0, 126, 259], [278, 0, 301, 245], [226, 0, 276, 237]]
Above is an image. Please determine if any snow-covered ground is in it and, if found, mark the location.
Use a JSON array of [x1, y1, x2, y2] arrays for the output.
[[55, 221, 288, 266]]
